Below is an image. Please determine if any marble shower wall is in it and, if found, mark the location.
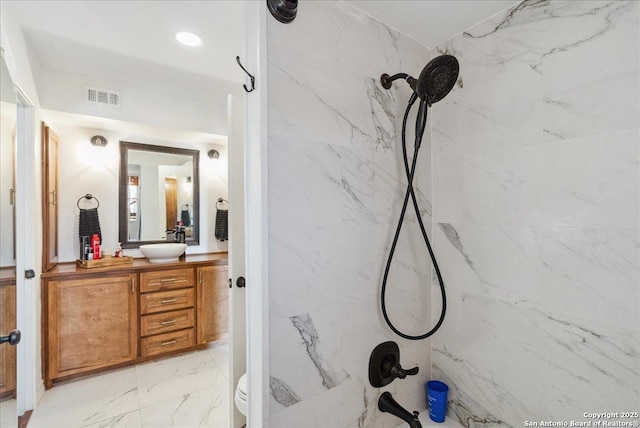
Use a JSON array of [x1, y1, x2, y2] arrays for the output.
[[431, 1, 640, 426], [267, 2, 436, 426]]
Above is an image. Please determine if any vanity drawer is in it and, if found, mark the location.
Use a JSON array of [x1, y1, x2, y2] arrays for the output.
[[140, 268, 195, 293], [140, 288, 194, 315], [140, 309, 194, 337], [141, 329, 194, 357]]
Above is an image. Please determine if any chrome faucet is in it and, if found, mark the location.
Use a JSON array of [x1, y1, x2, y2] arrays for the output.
[[378, 392, 422, 428]]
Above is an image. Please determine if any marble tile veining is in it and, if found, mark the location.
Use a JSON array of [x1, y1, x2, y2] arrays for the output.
[[432, 0, 640, 426], [28, 343, 230, 428], [267, 0, 638, 426], [267, 1, 433, 426], [27, 367, 140, 428]]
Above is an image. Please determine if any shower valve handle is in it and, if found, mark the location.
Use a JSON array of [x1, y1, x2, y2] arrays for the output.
[[382, 356, 419, 380], [369, 341, 420, 387], [400, 366, 419, 378]]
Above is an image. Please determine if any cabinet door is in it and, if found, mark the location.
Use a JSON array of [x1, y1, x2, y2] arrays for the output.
[[0, 284, 16, 396], [41, 123, 59, 272], [47, 274, 137, 383], [196, 266, 228, 344]]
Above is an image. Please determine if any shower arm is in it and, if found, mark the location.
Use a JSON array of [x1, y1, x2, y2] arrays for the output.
[[380, 73, 417, 91]]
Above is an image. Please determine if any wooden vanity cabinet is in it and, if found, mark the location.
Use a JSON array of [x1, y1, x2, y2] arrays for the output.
[[139, 267, 196, 357], [42, 255, 228, 387], [0, 283, 16, 396], [46, 273, 137, 388], [197, 265, 229, 344]]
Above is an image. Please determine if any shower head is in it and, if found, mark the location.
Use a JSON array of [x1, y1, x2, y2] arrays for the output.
[[381, 54, 459, 105], [414, 55, 459, 104]]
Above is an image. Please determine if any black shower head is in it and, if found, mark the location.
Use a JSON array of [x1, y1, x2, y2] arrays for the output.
[[413, 55, 459, 104], [381, 54, 459, 105]]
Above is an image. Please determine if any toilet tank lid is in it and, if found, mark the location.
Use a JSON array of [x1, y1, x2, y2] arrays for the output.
[[238, 373, 247, 395]]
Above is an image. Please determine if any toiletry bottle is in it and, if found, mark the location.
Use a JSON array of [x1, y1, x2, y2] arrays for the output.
[[177, 223, 186, 260], [91, 234, 101, 260], [115, 242, 123, 258], [80, 236, 90, 260]]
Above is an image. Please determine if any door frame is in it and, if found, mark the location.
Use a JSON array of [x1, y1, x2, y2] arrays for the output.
[[244, 2, 269, 426], [227, 93, 246, 428], [14, 84, 36, 417]]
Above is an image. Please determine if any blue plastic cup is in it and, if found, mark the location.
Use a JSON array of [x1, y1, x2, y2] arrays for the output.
[[426, 380, 449, 423]]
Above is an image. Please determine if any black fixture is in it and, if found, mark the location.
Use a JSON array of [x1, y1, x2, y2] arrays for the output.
[[236, 56, 256, 93], [378, 392, 422, 428], [369, 341, 418, 388], [0, 329, 21, 346], [267, 0, 297, 24], [380, 55, 459, 106], [379, 54, 459, 341]]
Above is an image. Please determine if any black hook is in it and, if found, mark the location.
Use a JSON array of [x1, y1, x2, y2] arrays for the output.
[[236, 56, 255, 93]]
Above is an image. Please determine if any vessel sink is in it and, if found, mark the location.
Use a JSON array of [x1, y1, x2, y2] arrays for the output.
[[139, 243, 186, 263]]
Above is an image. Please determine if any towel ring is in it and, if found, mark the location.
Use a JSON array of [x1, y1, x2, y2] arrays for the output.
[[77, 193, 100, 210], [216, 198, 228, 210]]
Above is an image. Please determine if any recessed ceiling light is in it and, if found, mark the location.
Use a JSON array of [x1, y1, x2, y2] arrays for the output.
[[175, 31, 203, 47]]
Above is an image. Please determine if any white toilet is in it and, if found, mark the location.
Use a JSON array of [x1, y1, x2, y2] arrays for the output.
[[234, 373, 248, 416]]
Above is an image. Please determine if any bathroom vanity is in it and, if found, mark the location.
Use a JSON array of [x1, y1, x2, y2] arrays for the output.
[[40, 253, 228, 388]]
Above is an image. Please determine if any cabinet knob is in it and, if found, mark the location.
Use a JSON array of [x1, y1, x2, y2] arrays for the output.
[[0, 329, 21, 346]]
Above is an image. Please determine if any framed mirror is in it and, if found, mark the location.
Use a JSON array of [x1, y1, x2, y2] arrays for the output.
[[119, 141, 200, 248], [0, 54, 18, 428]]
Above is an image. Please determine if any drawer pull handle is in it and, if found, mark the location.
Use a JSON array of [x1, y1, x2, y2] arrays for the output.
[[161, 298, 177, 304], [160, 278, 176, 283], [160, 340, 177, 347], [160, 320, 177, 326]]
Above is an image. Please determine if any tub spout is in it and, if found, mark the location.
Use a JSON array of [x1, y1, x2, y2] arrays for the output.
[[378, 391, 422, 428]]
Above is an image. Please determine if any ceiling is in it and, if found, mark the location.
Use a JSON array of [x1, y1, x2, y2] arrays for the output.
[[1, 0, 519, 134], [2, 1, 245, 87], [345, 0, 520, 48], [3, 0, 521, 91]]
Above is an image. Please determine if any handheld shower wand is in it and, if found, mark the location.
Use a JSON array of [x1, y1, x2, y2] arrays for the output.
[[380, 55, 459, 340]]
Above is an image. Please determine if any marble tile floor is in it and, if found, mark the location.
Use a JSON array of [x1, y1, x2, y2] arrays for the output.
[[28, 342, 230, 428], [1, 398, 17, 427]]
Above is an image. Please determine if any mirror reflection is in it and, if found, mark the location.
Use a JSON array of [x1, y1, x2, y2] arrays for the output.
[[0, 56, 18, 428], [119, 141, 200, 247], [1, 58, 16, 268]]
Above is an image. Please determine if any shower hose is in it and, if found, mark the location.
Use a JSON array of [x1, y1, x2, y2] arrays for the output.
[[381, 94, 447, 340]]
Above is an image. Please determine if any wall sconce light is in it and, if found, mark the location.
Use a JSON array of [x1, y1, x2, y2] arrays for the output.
[[90, 135, 108, 147], [208, 149, 220, 160]]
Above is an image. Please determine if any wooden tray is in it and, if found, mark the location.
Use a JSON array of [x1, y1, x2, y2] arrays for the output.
[[76, 256, 134, 269]]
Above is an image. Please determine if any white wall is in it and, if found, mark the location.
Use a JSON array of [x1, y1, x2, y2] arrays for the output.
[[37, 66, 228, 136], [431, 1, 639, 425], [266, 2, 434, 426], [48, 117, 228, 262], [0, 15, 40, 107]]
